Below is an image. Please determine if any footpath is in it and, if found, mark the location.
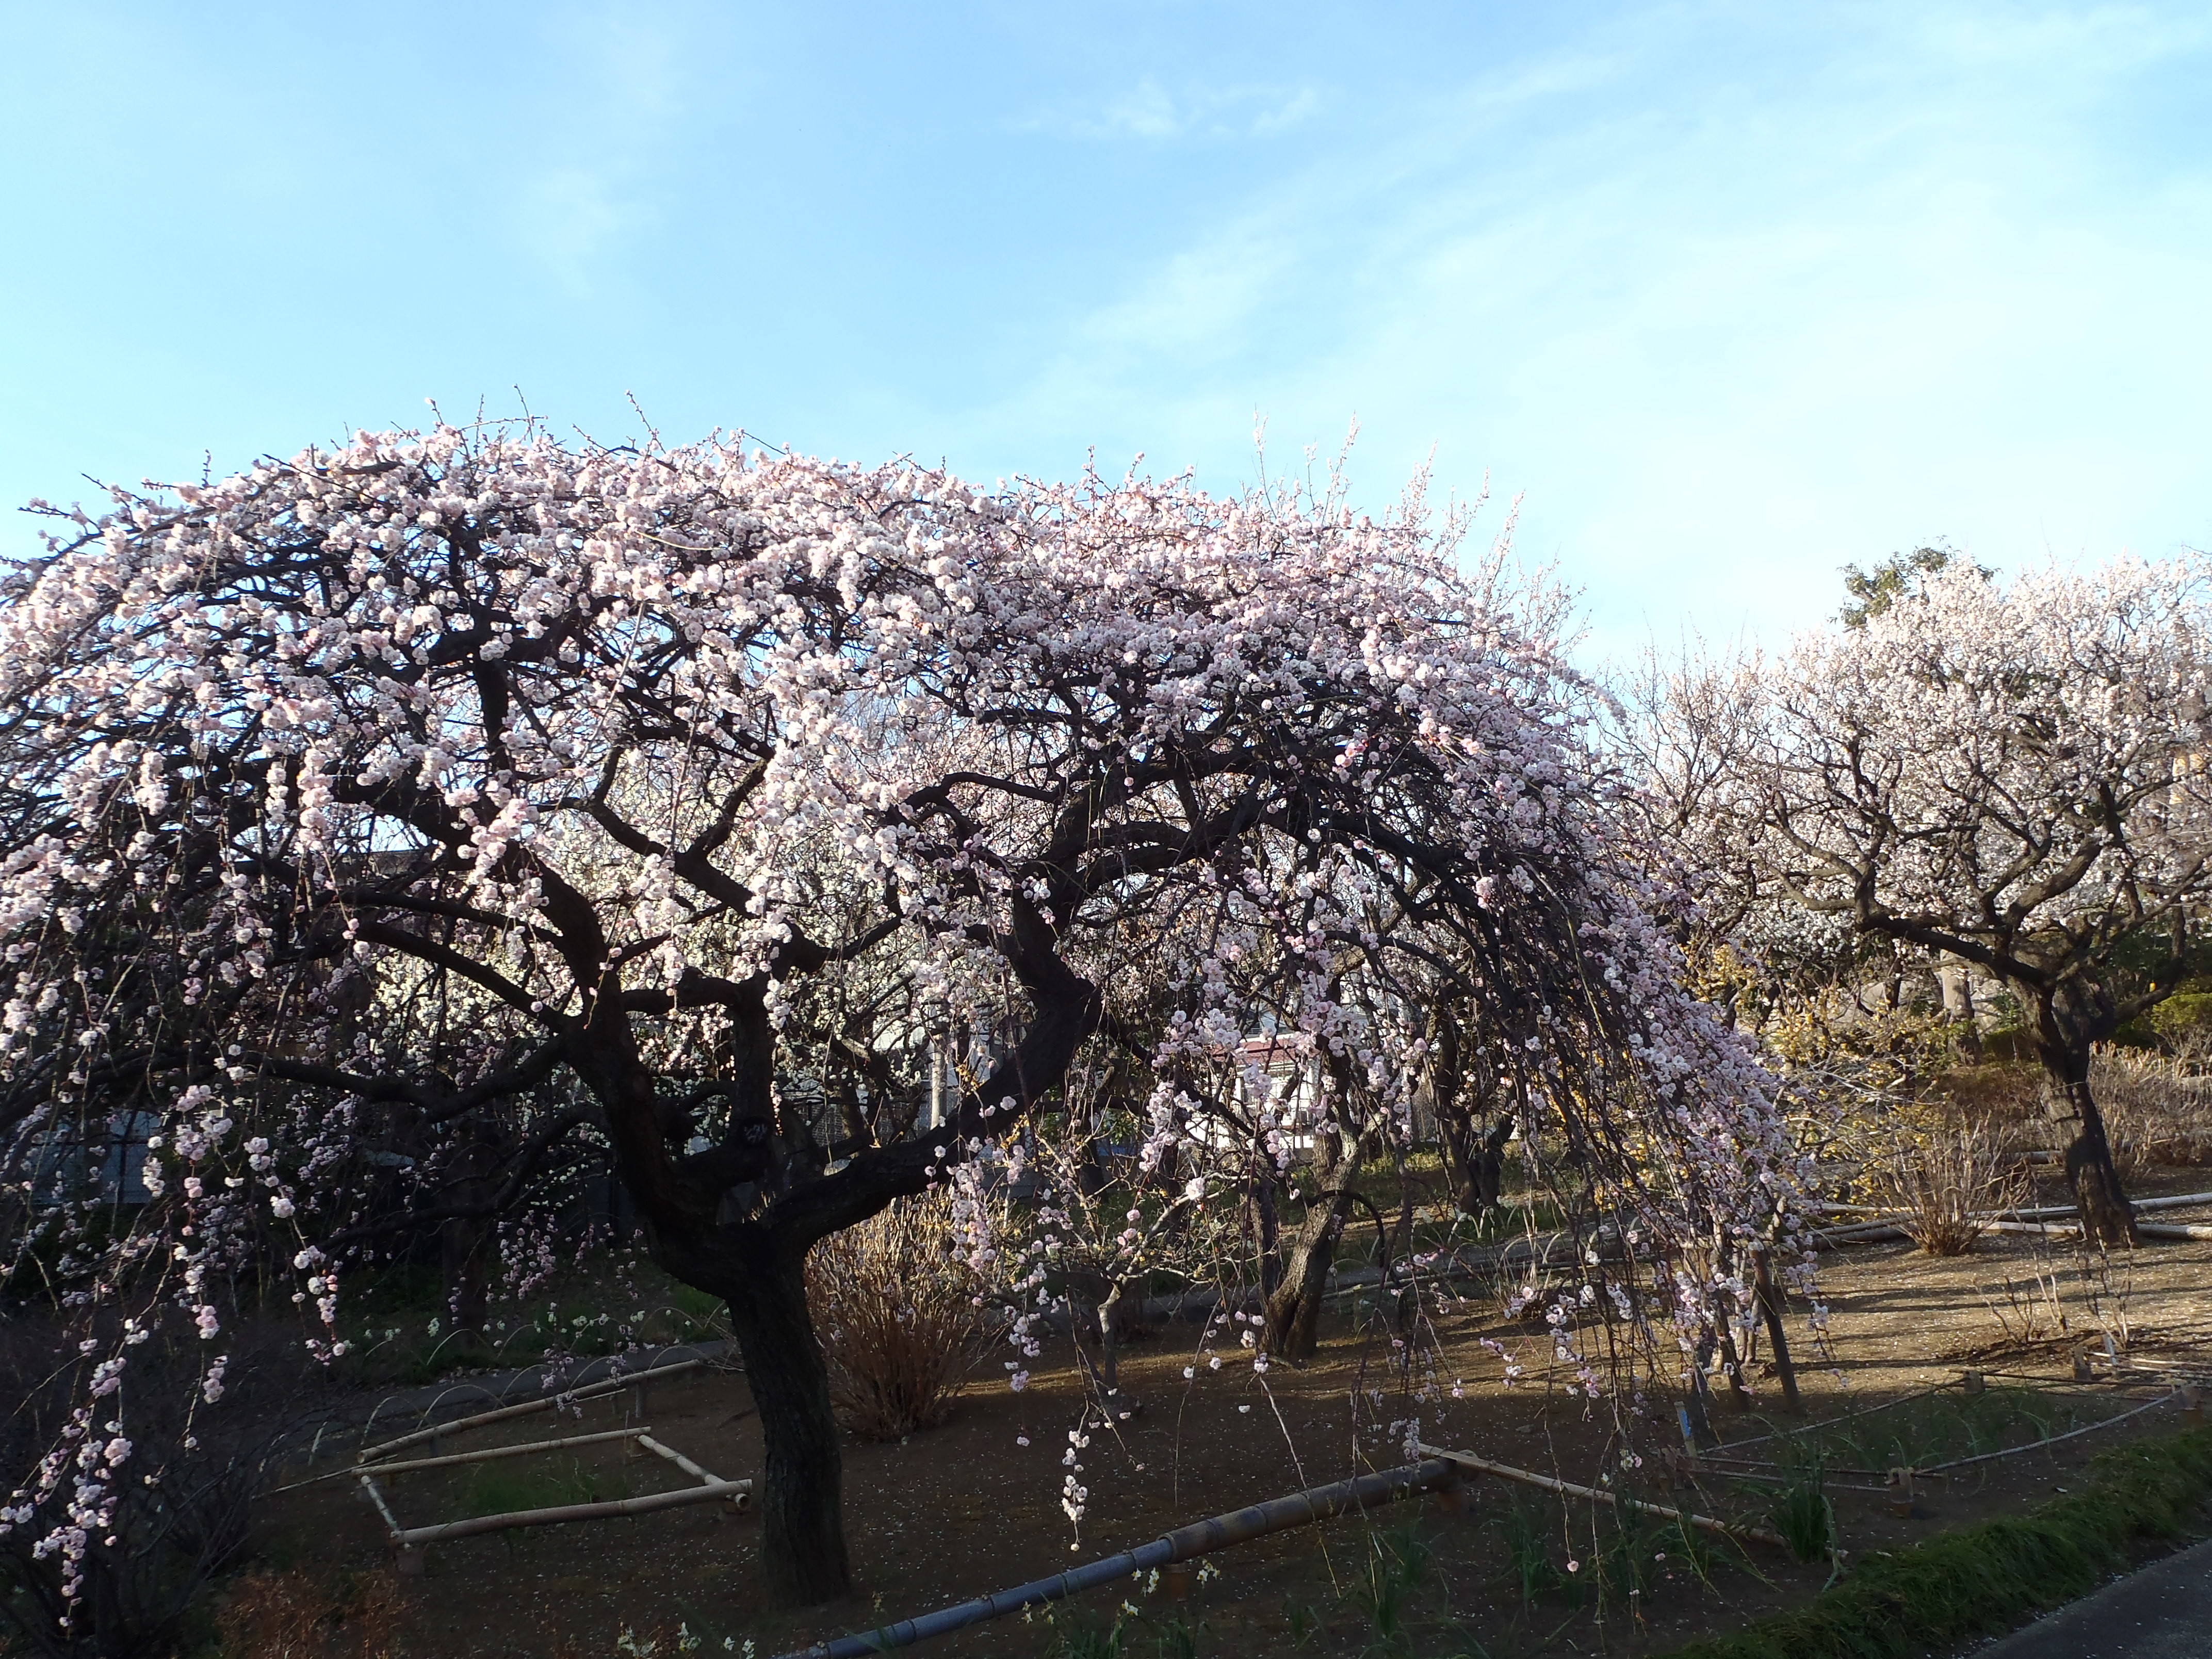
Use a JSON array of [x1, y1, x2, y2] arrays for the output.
[[1970, 1536, 2212, 1658]]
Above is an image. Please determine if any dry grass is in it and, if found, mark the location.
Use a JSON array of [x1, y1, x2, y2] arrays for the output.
[[217, 1569, 397, 1658], [2092, 1048, 2212, 1175], [1880, 1118, 2030, 1256], [807, 1192, 997, 1441]]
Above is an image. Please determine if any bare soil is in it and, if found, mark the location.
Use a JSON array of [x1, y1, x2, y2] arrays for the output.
[[249, 1182, 2212, 1659]]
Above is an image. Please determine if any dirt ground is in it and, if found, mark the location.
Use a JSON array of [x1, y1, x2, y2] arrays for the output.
[[251, 1185, 2212, 1659]]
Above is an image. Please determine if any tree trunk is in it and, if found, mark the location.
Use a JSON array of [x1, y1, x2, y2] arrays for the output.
[[2012, 982, 2139, 1248], [1708, 1234, 1753, 1412], [1681, 1335, 1719, 1450], [1439, 1111, 1511, 1217], [724, 1249, 851, 1605], [2050, 1058, 2140, 1248], [1713, 1321, 1754, 1410], [438, 1212, 491, 1341], [1265, 1135, 1351, 1363], [438, 1126, 500, 1341], [1938, 963, 1982, 1063], [1247, 1165, 1283, 1299], [1384, 1172, 1417, 1338], [1066, 1262, 1127, 1397], [1751, 1247, 1801, 1413], [1473, 1114, 1512, 1211]]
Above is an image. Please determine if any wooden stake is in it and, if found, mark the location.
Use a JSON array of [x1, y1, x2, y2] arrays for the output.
[[1886, 1467, 1920, 1519]]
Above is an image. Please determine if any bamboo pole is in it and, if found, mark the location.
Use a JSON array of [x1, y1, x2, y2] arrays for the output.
[[1811, 1215, 2212, 1249], [775, 1459, 1456, 1659], [1815, 1192, 2212, 1223], [357, 1473, 404, 1539], [1810, 1222, 1911, 1246], [1416, 1442, 1788, 1550], [1974, 1218, 2212, 1242], [634, 1434, 725, 1488], [1998, 1192, 2212, 1221], [332, 1427, 651, 1485], [1918, 1389, 2181, 1472], [351, 1357, 706, 1465], [389, 1475, 751, 1548], [1713, 1381, 1964, 1456]]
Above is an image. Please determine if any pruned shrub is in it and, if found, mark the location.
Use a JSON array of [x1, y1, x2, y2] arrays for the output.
[[806, 1193, 997, 1441], [2092, 1047, 2212, 1172], [1880, 1118, 2027, 1256]]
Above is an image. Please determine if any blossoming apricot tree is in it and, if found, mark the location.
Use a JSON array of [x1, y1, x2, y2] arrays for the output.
[[1649, 559, 2212, 1245], [0, 424, 1794, 1604]]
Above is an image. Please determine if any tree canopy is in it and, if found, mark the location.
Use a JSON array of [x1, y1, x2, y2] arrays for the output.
[[1, 424, 1794, 1604]]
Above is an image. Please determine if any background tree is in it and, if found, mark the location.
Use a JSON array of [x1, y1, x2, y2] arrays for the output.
[[1646, 557, 2212, 1244], [1, 425, 1795, 1605], [1837, 543, 1990, 630]]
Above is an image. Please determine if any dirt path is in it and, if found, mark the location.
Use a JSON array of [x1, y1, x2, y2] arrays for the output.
[[1964, 1536, 2212, 1658]]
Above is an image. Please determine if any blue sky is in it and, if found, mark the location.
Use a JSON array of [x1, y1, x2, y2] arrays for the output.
[[4, 2, 2207, 658]]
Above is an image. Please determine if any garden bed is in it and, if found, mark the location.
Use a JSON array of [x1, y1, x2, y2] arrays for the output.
[[237, 1212, 2212, 1658]]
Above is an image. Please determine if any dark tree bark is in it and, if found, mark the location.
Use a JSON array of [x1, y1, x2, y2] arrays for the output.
[[1681, 1332, 1720, 1450], [722, 1249, 849, 1604], [1384, 1168, 1419, 1338], [2023, 982, 2139, 1248], [1246, 1163, 1283, 1299], [1750, 1246, 1801, 1414], [1713, 1322, 1754, 1411], [1428, 1007, 1513, 1218], [2048, 1056, 2138, 1248], [1708, 1227, 1755, 1413], [1438, 1108, 1512, 1218], [436, 1118, 503, 1341], [1265, 1133, 1352, 1363], [438, 1213, 492, 1341]]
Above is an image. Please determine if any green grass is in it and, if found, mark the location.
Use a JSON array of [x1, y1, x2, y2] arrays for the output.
[[1653, 1423, 2212, 1658], [1747, 1385, 2109, 1474], [332, 1250, 729, 1387], [460, 1456, 619, 1517]]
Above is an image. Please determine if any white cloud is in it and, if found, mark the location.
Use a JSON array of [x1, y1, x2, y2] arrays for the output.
[[1025, 78, 1323, 142]]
